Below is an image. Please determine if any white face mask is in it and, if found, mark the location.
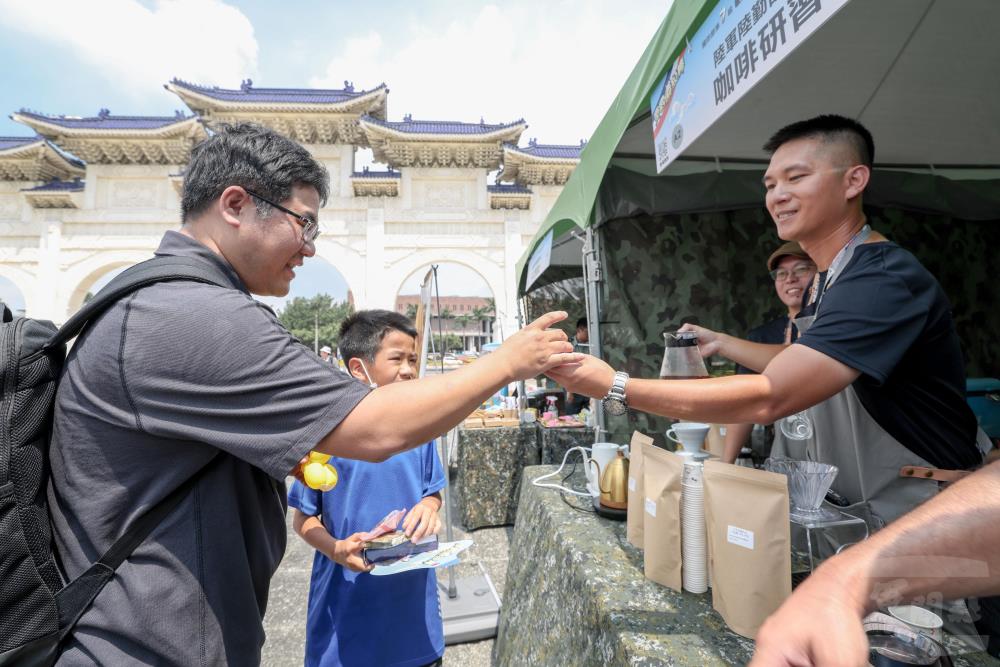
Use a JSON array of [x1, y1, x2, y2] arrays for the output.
[[358, 360, 378, 389]]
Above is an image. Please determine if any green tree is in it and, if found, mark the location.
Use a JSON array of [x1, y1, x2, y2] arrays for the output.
[[278, 294, 353, 353], [431, 333, 462, 353], [404, 303, 419, 320]]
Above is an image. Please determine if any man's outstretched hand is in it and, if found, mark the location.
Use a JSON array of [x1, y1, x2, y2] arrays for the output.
[[495, 311, 584, 380], [749, 562, 870, 667], [545, 354, 616, 399]]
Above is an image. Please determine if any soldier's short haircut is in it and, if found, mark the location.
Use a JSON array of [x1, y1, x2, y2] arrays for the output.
[[338, 309, 417, 364], [763, 114, 875, 168], [181, 123, 329, 222]]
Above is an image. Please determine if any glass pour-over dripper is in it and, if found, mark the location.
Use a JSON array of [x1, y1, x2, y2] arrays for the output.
[[660, 332, 709, 379]]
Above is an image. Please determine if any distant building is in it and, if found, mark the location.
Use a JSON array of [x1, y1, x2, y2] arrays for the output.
[[395, 294, 493, 351], [0, 80, 583, 339]]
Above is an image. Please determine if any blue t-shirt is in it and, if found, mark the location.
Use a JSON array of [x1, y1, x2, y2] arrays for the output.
[[288, 441, 447, 667]]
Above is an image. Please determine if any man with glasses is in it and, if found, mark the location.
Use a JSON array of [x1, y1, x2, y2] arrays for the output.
[[47, 123, 580, 665], [722, 241, 816, 464]]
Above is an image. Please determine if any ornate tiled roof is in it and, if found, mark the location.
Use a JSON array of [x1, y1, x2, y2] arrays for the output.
[[13, 108, 195, 131], [0, 136, 42, 152], [487, 183, 532, 194], [168, 78, 385, 105], [351, 167, 401, 178], [21, 178, 84, 192], [361, 114, 526, 136], [505, 138, 586, 160]]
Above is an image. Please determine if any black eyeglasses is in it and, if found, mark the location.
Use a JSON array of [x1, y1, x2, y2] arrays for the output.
[[244, 188, 320, 245], [769, 265, 815, 282]]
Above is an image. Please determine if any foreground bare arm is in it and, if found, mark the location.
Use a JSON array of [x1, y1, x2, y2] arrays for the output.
[[312, 311, 581, 463], [547, 343, 858, 425], [750, 461, 1000, 666]]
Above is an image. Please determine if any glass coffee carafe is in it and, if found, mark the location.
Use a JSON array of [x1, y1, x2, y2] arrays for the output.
[[660, 331, 709, 379]]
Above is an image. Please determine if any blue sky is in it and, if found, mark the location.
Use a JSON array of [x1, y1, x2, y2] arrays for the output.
[[0, 0, 669, 311]]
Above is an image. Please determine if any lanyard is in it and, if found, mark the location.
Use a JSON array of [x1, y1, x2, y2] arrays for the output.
[[807, 224, 871, 311]]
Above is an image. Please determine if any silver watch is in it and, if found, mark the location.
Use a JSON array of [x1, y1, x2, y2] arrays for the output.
[[602, 371, 629, 416]]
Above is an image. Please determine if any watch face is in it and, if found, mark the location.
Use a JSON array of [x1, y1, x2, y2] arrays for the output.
[[603, 397, 627, 416]]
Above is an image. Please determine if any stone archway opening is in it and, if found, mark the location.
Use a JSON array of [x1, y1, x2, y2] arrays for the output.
[[395, 262, 497, 355], [67, 264, 131, 317], [0, 275, 27, 317], [257, 256, 354, 357]]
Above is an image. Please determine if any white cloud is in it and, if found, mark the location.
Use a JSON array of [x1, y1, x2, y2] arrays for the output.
[[311, 1, 667, 146], [0, 0, 258, 98]]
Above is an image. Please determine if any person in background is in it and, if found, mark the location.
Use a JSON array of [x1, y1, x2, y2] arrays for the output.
[[319, 345, 333, 363], [565, 317, 591, 415], [289, 310, 446, 667], [722, 242, 816, 463]]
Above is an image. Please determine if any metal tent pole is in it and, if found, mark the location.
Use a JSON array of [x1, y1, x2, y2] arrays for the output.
[[583, 226, 606, 443]]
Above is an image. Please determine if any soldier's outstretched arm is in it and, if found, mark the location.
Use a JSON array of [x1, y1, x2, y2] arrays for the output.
[[678, 322, 786, 373]]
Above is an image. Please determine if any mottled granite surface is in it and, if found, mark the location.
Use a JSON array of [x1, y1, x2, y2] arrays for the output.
[[495, 466, 1000, 667], [539, 425, 597, 465], [457, 425, 539, 530], [495, 465, 753, 666]]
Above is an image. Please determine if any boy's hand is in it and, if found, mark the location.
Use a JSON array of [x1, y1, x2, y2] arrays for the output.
[[331, 533, 374, 573], [402, 498, 442, 543], [496, 312, 583, 380]]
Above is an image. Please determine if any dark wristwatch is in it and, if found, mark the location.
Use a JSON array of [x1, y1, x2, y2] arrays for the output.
[[602, 371, 629, 416]]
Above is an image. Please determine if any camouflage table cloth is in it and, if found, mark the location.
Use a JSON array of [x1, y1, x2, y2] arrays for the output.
[[495, 466, 1000, 666]]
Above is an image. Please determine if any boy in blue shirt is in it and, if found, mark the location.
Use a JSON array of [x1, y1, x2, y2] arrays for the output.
[[289, 310, 446, 666]]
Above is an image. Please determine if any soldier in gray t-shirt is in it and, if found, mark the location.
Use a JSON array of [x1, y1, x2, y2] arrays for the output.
[[48, 124, 580, 665]]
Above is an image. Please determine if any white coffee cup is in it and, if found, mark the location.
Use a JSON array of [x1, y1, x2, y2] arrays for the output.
[[887, 605, 944, 643]]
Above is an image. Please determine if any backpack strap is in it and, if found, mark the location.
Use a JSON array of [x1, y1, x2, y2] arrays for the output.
[[55, 454, 226, 639], [45, 255, 237, 351]]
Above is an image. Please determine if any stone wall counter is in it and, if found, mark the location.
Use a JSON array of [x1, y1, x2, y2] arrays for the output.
[[538, 424, 597, 465], [457, 425, 540, 530], [495, 465, 753, 666], [494, 466, 1000, 666]]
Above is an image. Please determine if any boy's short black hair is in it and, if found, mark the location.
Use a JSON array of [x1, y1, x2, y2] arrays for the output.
[[576, 317, 588, 330], [763, 114, 875, 168], [338, 309, 418, 363]]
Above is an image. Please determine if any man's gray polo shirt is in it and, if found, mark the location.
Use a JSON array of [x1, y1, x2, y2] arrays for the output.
[[48, 231, 370, 665]]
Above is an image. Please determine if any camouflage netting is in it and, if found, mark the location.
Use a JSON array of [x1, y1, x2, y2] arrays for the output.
[[596, 205, 1000, 447]]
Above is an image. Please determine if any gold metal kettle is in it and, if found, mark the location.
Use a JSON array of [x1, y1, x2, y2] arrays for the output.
[[589, 450, 629, 510]]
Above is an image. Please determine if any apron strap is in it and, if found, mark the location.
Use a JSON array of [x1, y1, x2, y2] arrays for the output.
[[899, 465, 971, 484]]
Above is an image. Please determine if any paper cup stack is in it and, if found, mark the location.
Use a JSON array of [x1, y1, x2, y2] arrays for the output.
[[681, 459, 708, 594]]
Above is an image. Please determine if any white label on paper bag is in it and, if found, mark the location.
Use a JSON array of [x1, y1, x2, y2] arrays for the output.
[[628, 477, 637, 492], [644, 498, 657, 517], [727, 525, 755, 550], [719, 427, 727, 436]]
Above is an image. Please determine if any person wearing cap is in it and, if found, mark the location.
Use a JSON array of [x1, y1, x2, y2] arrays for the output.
[[548, 114, 987, 531], [722, 242, 816, 464], [319, 344, 333, 364]]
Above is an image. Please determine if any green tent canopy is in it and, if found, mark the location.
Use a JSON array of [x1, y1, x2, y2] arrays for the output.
[[517, 0, 1000, 294]]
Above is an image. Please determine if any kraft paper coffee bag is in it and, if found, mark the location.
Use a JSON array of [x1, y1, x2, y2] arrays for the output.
[[627, 432, 654, 547], [643, 446, 683, 591], [703, 460, 791, 638]]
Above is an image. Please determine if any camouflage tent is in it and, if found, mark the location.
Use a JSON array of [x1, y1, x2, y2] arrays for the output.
[[517, 0, 1000, 445]]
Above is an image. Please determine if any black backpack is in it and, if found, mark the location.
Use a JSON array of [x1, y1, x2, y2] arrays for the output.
[[0, 255, 233, 666]]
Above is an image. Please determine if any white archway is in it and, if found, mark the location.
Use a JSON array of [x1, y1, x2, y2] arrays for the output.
[[383, 249, 508, 318], [0, 265, 34, 317], [311, 239, 367, 309], [390, 252, 506, 350], [58, 250, 154, 321]]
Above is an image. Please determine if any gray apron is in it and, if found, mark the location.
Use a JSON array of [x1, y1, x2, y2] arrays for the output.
[[774, 387, 939, 527], [773, 228, 939, 527]]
